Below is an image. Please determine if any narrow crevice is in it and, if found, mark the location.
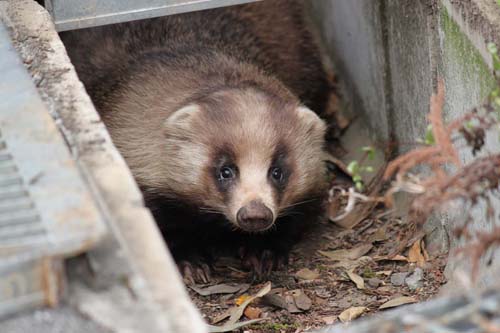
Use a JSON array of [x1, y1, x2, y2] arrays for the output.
[[379, 0, 398, 158]]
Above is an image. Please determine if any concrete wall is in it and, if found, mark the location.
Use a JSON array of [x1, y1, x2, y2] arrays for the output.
[[0, 1, 207, 332], [310, 1, 390, 141], [311, 0, 500, 288]]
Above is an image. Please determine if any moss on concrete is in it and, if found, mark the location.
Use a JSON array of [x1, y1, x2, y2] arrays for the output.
[[440, 6, 496, 108]]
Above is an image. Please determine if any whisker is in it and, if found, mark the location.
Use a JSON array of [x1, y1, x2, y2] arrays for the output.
[[277, 197, 322, 218], [280, 197, 320, 211]]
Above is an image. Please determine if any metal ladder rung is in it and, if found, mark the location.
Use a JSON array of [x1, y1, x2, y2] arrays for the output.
[[0, 210, 39, 226], [0, 224, 45, 241], [0, 197, 34, 213]]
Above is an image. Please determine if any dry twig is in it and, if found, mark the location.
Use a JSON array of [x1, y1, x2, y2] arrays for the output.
[[383, 78, 500, 280]]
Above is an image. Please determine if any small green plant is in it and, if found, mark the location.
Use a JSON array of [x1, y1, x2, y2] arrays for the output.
[[317, 264, 329, 273], [417, 124, 436, 145], [488, 43, 500, 112], [362, 266, 375, 279], [347, 146, 375, 191]]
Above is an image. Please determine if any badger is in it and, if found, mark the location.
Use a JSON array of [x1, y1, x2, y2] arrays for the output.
[[61, 0, 333, 283]]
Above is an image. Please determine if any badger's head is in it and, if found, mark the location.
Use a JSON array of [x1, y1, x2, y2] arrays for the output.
[[162, 87, 328, 232]]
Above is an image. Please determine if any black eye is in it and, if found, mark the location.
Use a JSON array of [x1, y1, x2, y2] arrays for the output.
[[218, 166, 235, 181], [270, 167, 284, 183]]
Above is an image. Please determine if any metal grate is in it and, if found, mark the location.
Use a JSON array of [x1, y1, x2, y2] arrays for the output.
[[0, 137, 46, 249], [0, 22, 106, 317], [0, 22, 106, 263]]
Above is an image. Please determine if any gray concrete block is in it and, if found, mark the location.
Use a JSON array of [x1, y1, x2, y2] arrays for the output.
[[0, 1, 206, 332], [386, 0, 436, 153], [312, 0, 500, 290], [310, 0, 390, 141]]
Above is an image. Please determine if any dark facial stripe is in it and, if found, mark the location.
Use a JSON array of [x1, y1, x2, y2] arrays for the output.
[[269, 141, 292, 204], [210, 145, 238, 204]]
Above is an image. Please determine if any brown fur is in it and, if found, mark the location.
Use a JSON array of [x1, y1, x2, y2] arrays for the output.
[[61, 0, 331, 272]]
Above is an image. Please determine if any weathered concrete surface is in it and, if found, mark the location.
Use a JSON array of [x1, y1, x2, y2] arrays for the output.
[[442, 0, 500, 70], [310, 0, 390, 141], [0, 1, 206, 332], [437, 2, 500, 291], [384, 0, 452, 256], [0, 307, 110, 333], [312, 0, 500, 290], [386, 0, 436, 152]]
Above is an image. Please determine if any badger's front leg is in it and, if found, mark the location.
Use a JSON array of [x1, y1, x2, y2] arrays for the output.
[[239, 242, 289, 278], [238, 217, 307, 279], [150, 203, 220, 285]]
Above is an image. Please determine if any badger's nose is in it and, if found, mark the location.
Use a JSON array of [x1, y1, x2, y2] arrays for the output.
[[236, 200, 274, 232]]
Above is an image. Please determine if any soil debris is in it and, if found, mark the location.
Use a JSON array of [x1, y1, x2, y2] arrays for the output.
[[318, 243, 373, 261], [405, 268, 424, 291], [189, 210, 446, 332], [294, 268, 320, 281], [390, 272, 409, 286]]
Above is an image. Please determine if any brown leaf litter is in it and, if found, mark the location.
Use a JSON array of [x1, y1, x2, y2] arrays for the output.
[[189, 210, 447, 333]]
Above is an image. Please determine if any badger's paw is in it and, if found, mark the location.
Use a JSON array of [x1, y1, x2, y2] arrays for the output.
[[178, 259, 212, 285], [239, 246, 288, 279]]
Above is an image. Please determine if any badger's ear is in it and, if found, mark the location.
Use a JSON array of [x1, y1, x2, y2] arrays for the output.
[[296, 106, 327, 133], [164, 104, 201, 134]]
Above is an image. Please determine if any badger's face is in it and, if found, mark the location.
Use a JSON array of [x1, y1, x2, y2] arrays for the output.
[[163, 88, 327, 233]]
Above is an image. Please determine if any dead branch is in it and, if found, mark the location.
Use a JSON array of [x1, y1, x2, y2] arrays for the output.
[[382, 77, 500, 281]]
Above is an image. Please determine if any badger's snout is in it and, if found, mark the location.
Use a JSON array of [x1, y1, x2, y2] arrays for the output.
[[236, 200, 274, 232]]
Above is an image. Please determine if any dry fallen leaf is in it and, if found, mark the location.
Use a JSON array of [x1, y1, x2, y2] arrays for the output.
[[291, 289, 312, 311], [235, 295, 252, 306], [243, 306, 262, 320], [190, 283, 250, 296], [338, 307, 367, 323], [379, 296, 417, 309], [371, 227, 388, 242], [374, 254, 408, 262], [285, 295, 302, 313], [295, 268, 320, 281], [330, 168, 384, 229], [322, 316, 336, 325], [327, 190, 344, 222], [332, 256, 373, 270], [333, 200, 378, 229], [319, 243, 373, 261], [346, 270, 365, 289], [212, 311, 231, 325], [261, 293, 288, 310], [376, 270, 393, 276], [408, 240, 426, 267], [208, 282, 271, 332]]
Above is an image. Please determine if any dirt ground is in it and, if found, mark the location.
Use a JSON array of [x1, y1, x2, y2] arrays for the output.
[[188, 206, 448, 333]]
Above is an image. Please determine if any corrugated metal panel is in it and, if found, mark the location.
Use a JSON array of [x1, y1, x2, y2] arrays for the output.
[[0, 22, 106, 316], [46, 0, 261, 31], [0, 258, 63, 318]]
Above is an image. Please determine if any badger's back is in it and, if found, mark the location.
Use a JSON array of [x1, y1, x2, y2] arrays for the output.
[[61, 0, 329, 114]]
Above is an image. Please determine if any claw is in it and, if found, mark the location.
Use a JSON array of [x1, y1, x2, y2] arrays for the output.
[[239, 247, 288, 279], [179, 260, 212, 285], [180, 261, 196, 285]]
